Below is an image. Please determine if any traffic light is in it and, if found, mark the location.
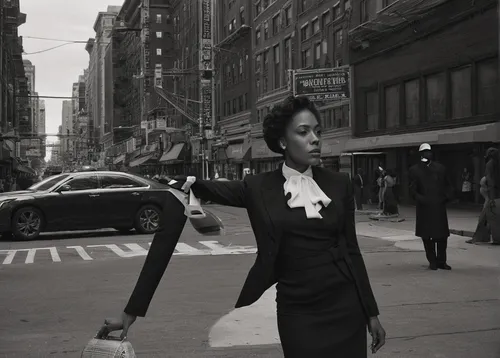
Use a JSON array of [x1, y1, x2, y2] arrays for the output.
[[201, 70, 212, 80]]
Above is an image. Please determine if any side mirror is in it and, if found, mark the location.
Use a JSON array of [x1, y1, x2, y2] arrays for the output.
[[58, 184, 72, 192]]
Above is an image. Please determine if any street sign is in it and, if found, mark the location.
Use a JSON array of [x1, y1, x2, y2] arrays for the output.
[[293, 68, 350, 101]]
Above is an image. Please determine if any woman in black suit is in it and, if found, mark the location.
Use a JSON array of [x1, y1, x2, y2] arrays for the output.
[[98, 96, 385, 357]]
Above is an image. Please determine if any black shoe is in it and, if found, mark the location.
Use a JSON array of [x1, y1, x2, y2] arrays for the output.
[[429, 263, 438, 270], [438, 263, 452, 270]]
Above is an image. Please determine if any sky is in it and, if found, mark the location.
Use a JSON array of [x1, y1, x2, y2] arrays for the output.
[[19, 0, 122, 160]]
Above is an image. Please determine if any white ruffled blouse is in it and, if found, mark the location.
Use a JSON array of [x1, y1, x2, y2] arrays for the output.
[[282, 163, 332, 219]]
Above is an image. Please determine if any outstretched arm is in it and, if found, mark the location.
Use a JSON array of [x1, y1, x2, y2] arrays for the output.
[[167, 176, 248, 208], [342, 174, 380, 319], [124, 191, 187, 317]]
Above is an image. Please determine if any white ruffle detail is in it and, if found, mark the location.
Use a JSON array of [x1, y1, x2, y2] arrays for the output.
[[282, 163, 331, 219]]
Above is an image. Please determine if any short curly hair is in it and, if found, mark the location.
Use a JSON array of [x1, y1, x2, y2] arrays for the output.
[[262, 95, 321, 155]]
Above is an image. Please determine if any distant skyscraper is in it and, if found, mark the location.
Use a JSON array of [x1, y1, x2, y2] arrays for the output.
[[61, 101, 73, 155]]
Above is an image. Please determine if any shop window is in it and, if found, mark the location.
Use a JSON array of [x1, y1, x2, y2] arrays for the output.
[[385, 84, 400, 128], [334, 107, 342, 128], [365, 90, 379, 131], [477, 58, 499, 115], [404, 79, 420, 126], [425, 72, 446, 122], [451, 66, 472, 119], [342, 104, 349, 127]]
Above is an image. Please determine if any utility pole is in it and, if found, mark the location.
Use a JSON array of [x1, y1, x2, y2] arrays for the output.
[[199, 0, 214, 180]]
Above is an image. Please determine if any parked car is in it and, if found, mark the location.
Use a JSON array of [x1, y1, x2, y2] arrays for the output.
[[0, 171, 171, 241]]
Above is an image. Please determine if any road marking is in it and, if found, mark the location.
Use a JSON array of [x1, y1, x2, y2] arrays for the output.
[[0, 250, 17, 265], [66, 246, 93, 261], [0, 241, 257, 265], [174, 243, 205, 255]]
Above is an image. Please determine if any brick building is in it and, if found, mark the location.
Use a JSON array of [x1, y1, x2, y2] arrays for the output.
[[250, 0, 296, 172], [295, 0, 352, 171], [249, 0, 353, 173], [347, 0, 499, 203], [213, 0, 252, 179]]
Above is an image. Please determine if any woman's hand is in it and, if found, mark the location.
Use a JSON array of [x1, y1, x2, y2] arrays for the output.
[[96, 312, 137, 340], [368, 316, 386, 354]]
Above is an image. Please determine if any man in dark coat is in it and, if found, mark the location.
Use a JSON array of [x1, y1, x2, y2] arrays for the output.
[[352, 168, 364, 210], [409, 143, 454, 270]]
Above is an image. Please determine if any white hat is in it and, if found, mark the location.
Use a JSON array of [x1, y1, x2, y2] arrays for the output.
[[419, 143, 431, 152]]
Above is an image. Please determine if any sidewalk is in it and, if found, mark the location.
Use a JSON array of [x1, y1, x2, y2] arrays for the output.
[[357, 204, 481, 238]]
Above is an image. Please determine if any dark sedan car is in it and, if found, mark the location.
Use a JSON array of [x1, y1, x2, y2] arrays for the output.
[[0, 171, 171, 241]]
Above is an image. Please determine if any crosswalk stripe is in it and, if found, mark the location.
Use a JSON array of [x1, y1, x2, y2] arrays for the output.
[[174, 243, 205, 255], [0, 240, 256, 265], [66, 246, 93, 260]]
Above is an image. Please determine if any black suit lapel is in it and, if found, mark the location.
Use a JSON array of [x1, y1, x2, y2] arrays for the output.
[[260, 167, 285, 244]]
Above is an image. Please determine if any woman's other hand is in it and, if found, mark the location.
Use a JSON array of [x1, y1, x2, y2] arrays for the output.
[[368, 316, 386, 354], [96, 312, 137, 340]]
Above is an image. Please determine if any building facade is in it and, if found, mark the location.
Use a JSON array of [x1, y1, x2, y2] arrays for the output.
[[61, 100, 73, 159], [0, 0, 27, 178], [85, 6, 120, 166], [294, 0, 352, 171], [348, 0, 499, 203], [38, 99, 46, 160], [213, 0, 252, 179]]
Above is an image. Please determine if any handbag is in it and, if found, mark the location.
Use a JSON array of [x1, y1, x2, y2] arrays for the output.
[[81, 335, 136, 358]]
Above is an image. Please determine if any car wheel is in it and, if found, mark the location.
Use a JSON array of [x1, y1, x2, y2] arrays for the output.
[[12, 207, 43, 241], [135, 205, 161, 234]]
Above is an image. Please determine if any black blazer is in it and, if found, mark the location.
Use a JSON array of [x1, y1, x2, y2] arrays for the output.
[[124, 166, 379, 320]]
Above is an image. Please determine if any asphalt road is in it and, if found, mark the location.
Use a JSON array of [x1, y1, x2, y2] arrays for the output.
[[0, 206, 499, 357]]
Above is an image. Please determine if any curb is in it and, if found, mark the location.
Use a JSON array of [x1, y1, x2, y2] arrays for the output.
[[450, 229, 474, 238]]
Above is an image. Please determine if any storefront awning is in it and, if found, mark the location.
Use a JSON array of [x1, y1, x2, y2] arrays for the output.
[[129, 153, 154, 167], [113, 154, 126, 165], [251, 138, 282, 160], [344, 122, 500, 152], [160, 143, 185, 163], [226, 143, 251, 162], [15, 163, 36, 175]]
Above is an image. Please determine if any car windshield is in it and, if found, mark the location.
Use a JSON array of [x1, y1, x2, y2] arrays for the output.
[[28, 174, 70, 191]]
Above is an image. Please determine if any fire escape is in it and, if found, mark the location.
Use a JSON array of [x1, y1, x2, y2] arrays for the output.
[[349, 0, 451, 47]]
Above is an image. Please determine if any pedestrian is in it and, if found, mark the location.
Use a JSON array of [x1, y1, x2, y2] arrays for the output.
[[466, 175, 491, 244], [460, 168, 472, 203], [484, 147, 500, 245], [376, 169, 385, 210], [382, 169, 398, 216], [409, 143, 454, 270], [98, 95, 386, 357], [353, 168, 364, 210]]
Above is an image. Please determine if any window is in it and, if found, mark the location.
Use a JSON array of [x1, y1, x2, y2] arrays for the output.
[[30, 174, 70, 191], [239, 58, 244, 78], [404, 79, 420, 126], [284, 37, 292, 85], [255, 1, 261, 17], [255, 54, 261, 72], [334, 5, 341, 19], [255, 29, 261, 45], [274, 45, 280, 89], [256, 78, 260, 96], [156, 32, 162, 38], [335, 30, 343, 46], [334, 107, 342, 128], [273, 15, 280, 35], [65, 175, 99, 191], [156, 14, 162, 23], [264, 21, 269, 40], [366, 90, 379, 131], [233, 99, 237, 113], [345, 0, 351, 10], [477, 59, 499, 115], [301, 0, 307, 12], [322, 11, 331, 26], [239, 95, 244, 111], [450, 66, 472, 119], [360, 0, 367, 23], [156, 48, 162, 56], [342, 104, 350, 127], [425, 72, 446, 122], [315, 42, 321, 61], [244, 93, 248, 109], [240, 6, 245, 25], [263, 0, 269, 8], [301, 24, 309, 40], [385, 85, 400, 128], [301, 49, 311, 67], [322, 39, 327, 55], [263, 50, 269, 70], [100, 175, 144, 189], [312, 18, 320, 34], [285, 6, 292, 27]]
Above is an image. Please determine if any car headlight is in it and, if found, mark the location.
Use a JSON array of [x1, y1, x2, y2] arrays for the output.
[[0, 199, 15, 209]]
